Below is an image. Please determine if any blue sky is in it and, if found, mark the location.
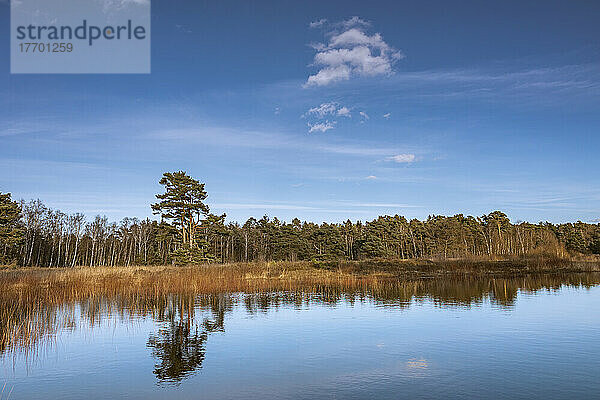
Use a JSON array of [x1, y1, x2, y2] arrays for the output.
[[1, 0, 599, 223]]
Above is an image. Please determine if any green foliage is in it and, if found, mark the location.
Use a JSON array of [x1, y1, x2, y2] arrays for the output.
[[0, 193, 24, 263], [152, 171, 210, 246], [5, 174, 600, 267], [554, 222, 599, 254], [170, 244, 214, 266], [152, 171, 215, 262], [589, 231, 600, 254]]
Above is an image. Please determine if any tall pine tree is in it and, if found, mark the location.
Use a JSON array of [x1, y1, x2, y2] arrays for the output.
[[151, 171, 213, 264]]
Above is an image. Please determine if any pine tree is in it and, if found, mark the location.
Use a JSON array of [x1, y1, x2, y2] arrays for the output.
[[151, 171, 213, 264]]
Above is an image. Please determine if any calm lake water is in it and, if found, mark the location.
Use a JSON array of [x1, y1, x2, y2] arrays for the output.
[[2, 274, 600, 399]]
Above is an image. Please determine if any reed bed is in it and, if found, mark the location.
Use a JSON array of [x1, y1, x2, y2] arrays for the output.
[[2, 257, 598, 297], [1, 258, 599, 358]]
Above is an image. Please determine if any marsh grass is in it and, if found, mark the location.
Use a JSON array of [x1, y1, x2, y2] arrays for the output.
[[1, 257, 599, 358]]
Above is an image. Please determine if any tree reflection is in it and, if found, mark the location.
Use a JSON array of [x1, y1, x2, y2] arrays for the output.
[[146, 296, 226, 384], [3, 273, 600, 363]]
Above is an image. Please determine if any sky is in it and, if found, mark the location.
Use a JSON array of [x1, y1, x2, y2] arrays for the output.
[[1, 0, 599, 224]]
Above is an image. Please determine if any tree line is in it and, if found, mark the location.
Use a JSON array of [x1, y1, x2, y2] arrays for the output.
[[1, 171, 599, 267]]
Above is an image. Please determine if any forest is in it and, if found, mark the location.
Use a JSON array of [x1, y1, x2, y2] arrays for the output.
[[1, 171, 599, 268]]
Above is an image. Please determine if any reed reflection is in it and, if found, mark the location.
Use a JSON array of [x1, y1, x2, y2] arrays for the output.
[[1, 272, 599, 385]]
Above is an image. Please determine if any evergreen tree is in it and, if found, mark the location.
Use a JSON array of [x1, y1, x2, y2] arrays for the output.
[[151, 171, 213, 264], [0, 193, 24, 263]]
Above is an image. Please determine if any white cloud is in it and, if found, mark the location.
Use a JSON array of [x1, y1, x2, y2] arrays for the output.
[[328, 28, 388, 50], [306, 65, 352, 87], [387, 154, 416, 163], [365, 175, 377, 180], [306, 102, 351, 119], [309, 18, 327, 28], [304, 103, 351, 131], [306, 102, 338, 117], [337, 107, 351, 117], [312, 47, 398, 76], [383, 113, 391, 119], [339, 16, 370, 29], [305, 17, 404, 87], [308, 121, 336, 133], [308, 42, 327, 51], [359, 111, 369, 119]]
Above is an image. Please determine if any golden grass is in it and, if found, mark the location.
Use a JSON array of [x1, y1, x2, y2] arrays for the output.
[[2, 256, 598, 294], [1, 258, 599, 358]]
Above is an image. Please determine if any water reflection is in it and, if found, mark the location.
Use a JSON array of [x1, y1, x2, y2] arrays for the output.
[[1, 273, 599, 385], [147, 296, 227, 384], [148, 320, 209, 383]]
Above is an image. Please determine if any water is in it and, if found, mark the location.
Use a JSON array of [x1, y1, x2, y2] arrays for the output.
[[2, 274, 600, 399]]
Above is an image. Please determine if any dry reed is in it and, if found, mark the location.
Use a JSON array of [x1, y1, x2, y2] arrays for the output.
[[1, 258, 599, 358]]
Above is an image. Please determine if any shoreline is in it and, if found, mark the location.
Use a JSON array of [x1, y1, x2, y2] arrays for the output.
[[2, 258, 599, 356], [2, 258, 599, 295]]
